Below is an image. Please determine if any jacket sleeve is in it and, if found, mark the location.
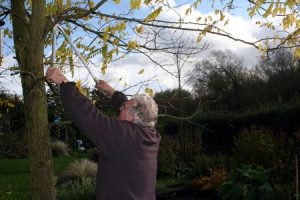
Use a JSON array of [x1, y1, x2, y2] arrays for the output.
[[111, 91, 128, 112], [60, 82, 129, 156]]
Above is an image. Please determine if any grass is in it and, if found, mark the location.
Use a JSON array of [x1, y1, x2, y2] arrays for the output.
[[0, 151, 178, 200], [0, 151, 89, 200], [0, 157, 30, 200]]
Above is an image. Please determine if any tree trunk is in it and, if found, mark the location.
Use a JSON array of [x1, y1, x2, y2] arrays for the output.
[[11, 1, 55, 199]]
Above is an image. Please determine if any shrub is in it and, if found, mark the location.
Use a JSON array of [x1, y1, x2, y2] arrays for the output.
[[176, 129, 202, 163], [56, 178, 96, 200], [233, 127, 276, 168], [58, 159, 97, 186], [220, 165, 274, 200], [157, 129, 202, 179], [270, 131, 300, 199], [51, 141, 71, 157], [188, 154, 232, 178], [191, 168, 227, 191], [0, 130, 28, 158], [157, 135, 178, 178]]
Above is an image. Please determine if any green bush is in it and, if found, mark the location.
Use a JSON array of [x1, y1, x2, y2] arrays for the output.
[[58, 159, 97, 186], [52, 141, 71, 157], [269, 131, 300, 200], [56, 178, 96, 200], [220, 165, 274, 200], [233, 127, 276, 168], [176, 130, 202, 163], [157, 130, 202, 179], [189, 154, 232, 177], [157, 135, 178, 178], [0, 130, 28, 158]]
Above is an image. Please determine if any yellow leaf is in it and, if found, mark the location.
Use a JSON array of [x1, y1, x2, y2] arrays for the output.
[[224, 19, 229, 26], [196, 33, 203, 43], [75, 80, 82, 88], [127, 40, 138, 50], [101, 64, 107, 75], [138, 69, 144, 74], [57, 0, 63, 10], [203, 25, 212, 33], [66, 0, 72, 7], [75, 80, 87, 96], [220, 12, 225, 21], [193, 0, 200, 8], [120, 21, 127, 31], [130, 0, 141, 9], [258, 43, 268, 57], [144, 0, 151, 5], [112, 38, 119, 46], [113, 0, 121, 4], [258, 43, 263, 52], [295, 48, 300, 58], [103, 29, 109, 42], [185, 7, 192, 15], [263, 3, 273, 17], [115, 21, 126, 32], [88, 0, 94, 8], [145, 87, 154, 97], [135, 25, 144, 34], [144, 6, 162, 22], [282, 7, 286, 14]]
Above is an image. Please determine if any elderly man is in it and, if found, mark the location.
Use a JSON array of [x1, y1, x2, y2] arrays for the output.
[[46, 67, 161, 200]]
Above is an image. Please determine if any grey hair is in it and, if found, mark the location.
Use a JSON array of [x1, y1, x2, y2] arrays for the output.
[[128, 94, 158, 127]]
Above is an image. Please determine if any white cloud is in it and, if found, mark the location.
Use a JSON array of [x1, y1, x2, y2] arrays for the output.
[[1, 2, 286, 96], [0, 54, 22, 94]]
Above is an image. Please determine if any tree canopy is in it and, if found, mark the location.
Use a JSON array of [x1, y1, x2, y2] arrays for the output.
[[1, 0, 300, 91], [0, 0, 299, 199]]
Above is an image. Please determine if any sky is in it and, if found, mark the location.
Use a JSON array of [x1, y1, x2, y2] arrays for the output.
[[0, 0, 278, 96]]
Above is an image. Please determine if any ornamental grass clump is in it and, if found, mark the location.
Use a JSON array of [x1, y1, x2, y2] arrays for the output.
[[58, 159, 97, 186], [51, 140, 71, 157], [56, 177, 96, 200]]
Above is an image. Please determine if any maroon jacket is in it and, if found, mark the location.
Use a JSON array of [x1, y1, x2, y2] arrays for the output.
[[60, 82, 161, 200]]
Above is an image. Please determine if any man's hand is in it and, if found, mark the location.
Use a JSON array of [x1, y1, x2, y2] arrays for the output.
[[96, 80, 116, 97], [46, 67, 68, 85]]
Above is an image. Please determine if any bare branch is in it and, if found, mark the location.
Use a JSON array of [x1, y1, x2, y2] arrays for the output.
[[93, 12, 261, 49], [121, 76, 157, 93]]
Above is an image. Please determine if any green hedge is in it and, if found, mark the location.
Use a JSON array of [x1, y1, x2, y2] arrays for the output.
[[158, 101, 300, 154]]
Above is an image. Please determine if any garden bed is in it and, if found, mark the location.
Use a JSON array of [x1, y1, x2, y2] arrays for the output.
[[156, 185, 219, 200]]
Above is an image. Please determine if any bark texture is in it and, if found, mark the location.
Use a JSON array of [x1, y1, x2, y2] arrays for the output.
[[11, 0, 55, 199]]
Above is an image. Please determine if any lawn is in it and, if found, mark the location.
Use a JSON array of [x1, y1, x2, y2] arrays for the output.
[[0, 153, 177, 200], [0, 152, 89, 200], [0, 157, 30, 200]]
